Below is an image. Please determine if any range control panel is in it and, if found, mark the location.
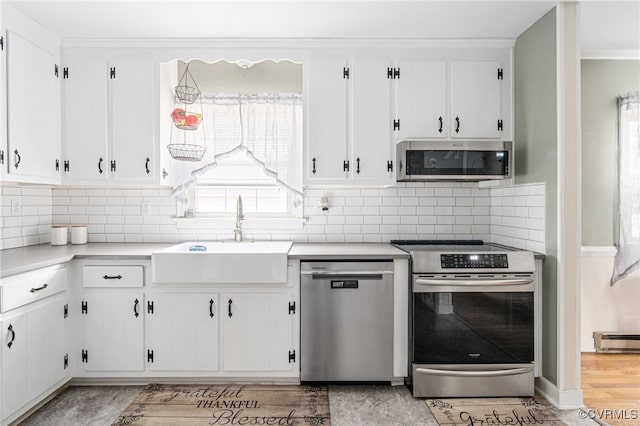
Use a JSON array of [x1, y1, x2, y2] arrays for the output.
[[441, 253, 509, 269]]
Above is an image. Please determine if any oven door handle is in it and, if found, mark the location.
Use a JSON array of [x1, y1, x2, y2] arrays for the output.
[[415, 278, 533, 287], [415, 367, 532, 377]]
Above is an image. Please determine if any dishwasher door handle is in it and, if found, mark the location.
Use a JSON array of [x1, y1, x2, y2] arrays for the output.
[[305, 271, 391, 280]]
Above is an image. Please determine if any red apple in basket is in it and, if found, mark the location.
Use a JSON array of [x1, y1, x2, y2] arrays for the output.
[[171, 108, 186, 124], [185, 114, 200, 127]]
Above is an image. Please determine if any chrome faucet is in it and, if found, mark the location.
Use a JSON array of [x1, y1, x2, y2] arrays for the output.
[[234, 195, 244, 241]]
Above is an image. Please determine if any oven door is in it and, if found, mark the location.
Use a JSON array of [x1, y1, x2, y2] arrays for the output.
[[412, 275, 534, 365]]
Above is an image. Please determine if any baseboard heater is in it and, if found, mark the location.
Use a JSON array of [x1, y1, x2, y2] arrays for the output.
[[593, 332, 640, 353]]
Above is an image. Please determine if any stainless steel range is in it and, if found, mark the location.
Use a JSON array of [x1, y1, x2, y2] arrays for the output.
[[392, 240, 536, 398]]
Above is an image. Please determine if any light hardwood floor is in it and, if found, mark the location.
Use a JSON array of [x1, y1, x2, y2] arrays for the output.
[[582, 352, 640, 425]]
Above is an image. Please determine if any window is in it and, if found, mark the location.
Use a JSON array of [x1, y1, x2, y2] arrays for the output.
[[612, 91, 640, 285], [191, 150, 295, 217], [163, 60, 304, 219]]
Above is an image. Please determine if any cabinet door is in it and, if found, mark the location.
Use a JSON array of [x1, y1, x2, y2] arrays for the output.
[[147, 293, 219, 371], [6, 31, 60, 179], [450, 61, 501, 139], [396, 60, 447, 139], [0, 26, 7, 176], [307, 59, 348, 181], [110, 59, 155, 181], [62, 58, 108, 181], [351, 59, 393, 183], [1, 313, 28, 420], [26, 298, 67, 401], [82, 292, 144, 371], [223, 293, 294, 372]]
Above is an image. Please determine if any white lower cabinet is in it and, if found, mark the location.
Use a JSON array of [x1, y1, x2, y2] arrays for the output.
[[1, 296, 69, 423], [223, 293, 295, 372], [147, 293, 219, 371], [80, 292, 144, 372]]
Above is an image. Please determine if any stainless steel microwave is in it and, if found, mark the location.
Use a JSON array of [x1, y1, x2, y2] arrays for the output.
[[396, 140, 512, 182]]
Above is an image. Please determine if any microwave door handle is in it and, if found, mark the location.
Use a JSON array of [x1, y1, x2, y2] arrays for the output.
[[415, 278, 533, 286], [415, 367, 532, 377]]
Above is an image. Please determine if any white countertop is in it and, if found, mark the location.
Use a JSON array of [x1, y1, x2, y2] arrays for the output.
[[288, 243, 409, 259], [0, 243, 173, 277], [0, 242, 409, 278]]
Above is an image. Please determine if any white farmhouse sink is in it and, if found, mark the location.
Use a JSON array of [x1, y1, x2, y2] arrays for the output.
[[152, 241, 292, 284]]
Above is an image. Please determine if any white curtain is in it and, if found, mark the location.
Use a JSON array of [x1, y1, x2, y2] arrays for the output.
[[170, 93, 303, 204], [612, 91, 640, 285]]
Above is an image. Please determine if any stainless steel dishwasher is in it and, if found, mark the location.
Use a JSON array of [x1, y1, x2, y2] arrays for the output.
[[301, 261, 394, 382]]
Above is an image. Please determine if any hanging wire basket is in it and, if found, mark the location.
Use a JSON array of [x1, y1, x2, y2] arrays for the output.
[[167, 61, 207, 162], [167, 144, 206, 162], [174, 63, 201, 104]]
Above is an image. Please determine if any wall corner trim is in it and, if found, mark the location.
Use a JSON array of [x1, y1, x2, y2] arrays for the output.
[[535, 376, 584, 409]]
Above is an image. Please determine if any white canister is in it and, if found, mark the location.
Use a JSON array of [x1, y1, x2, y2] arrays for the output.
[[71, 224, 88, 245], [50, 225, 68, 246]]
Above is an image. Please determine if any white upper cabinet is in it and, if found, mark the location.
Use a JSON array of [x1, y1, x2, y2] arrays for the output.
[[306, 57, 393, 185], [62, 55, 155, 184], [6, 30, 61, 182], [307, 58, 348, 182], [450, 60, 502, 139], [351, 59, 393, 183], [110, 59, 155, 181], [62, 58, 108, 181], [395, 60, 447, 139]]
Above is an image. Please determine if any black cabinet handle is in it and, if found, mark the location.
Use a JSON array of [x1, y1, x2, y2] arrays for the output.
[[103, 274, 122, 280], [162, 168, 168, 179], [312, 157, 316, 174], [438, 116, 443, 133], [343, 160, 349, 172], [29, 283, 48, 293], [209, 299, 215, 318], [134, 299, 139, 318], [145, 157, 150, 175], [14, 149, 21, 169], [110, 160, 116, 172], [228, 299, 233, 317], [0, 150, 4, 165], [98, 157, 103, 174], [356, 157, 361, 174], [455, 116, 460, 133], [7, 324, 15, 349]]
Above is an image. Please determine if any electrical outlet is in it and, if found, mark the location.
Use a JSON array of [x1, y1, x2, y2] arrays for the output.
[[141, 201, 151, 216], [10, 199, 22, 216]]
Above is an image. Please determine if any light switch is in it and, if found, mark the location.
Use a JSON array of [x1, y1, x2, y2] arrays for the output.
[[10, 199, 22, 216], [141, 201, 151, 216]]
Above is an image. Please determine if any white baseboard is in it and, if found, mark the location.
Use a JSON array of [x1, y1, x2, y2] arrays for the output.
[[535, 376, 584, 409], [581, 337, 596, 352]]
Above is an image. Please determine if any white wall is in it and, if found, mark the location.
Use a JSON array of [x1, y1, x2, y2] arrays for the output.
[[581, 246, 640, 351]]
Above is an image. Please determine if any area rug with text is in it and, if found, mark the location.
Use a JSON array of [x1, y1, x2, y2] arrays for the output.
[[426, 397, 566, 425], [113, 384, 330, 425]]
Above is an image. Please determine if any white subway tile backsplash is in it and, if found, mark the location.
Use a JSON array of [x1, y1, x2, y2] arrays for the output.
[[2, 182, 546, 252]]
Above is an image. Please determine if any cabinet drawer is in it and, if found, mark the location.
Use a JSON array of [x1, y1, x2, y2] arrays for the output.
[[1, 266, 67, 313], [82, 266, 144, 288]]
